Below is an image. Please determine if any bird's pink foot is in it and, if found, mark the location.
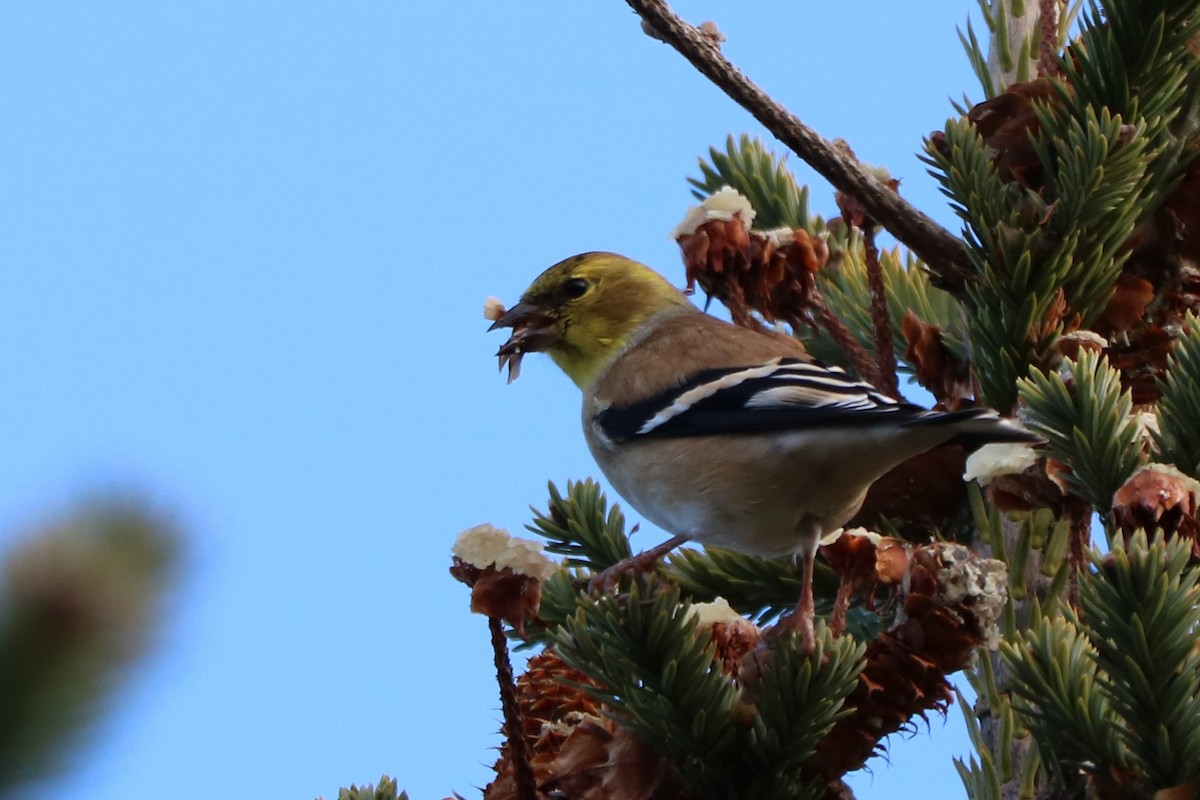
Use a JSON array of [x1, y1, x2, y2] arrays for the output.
[[586, 534, 689, 593]]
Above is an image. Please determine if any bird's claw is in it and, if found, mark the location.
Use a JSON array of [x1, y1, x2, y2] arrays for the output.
[[584, 535, 690, 594]]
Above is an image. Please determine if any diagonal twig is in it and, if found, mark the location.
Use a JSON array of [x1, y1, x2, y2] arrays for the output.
[[812, 289, 883, 387], [862, 226, 902, 398], [627, 0, 974, 293]]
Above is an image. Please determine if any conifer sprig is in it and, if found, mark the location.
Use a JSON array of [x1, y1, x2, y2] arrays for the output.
[[527, 479, 632, 571], [1017, 350, 1142, 511], [1154, 311, 1200, 476], [688, 134, 814, 230]]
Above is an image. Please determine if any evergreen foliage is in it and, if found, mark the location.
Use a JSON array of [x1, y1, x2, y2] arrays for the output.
[[665, 546, 814, 623], [1003, 611, 1127, 780], [527, 478, 632, 572], [667, 546, 890, 639], [332, 776, 408, 800], [1003, 533, 1200, 793], [554, 580, 863, 800], [689, 137, 969, 380], [924, 0, 1200, 410], [1154, 310, 1200, 476], [688, 134, 814, 230], [957, 0, 1079, 99], [814, 244, 969, 372], [1017, 349, 1142, 512], [1077, 532, 1200, 788]]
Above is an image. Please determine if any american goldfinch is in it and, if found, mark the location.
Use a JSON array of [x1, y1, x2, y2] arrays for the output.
[[490, 252, 1037, 651]]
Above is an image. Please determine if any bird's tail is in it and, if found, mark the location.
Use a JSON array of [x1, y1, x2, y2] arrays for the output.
[[907, 408, 1042, 449]]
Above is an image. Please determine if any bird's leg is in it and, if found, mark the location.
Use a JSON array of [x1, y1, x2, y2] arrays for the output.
[[774, 530, 821, 654], [587, 534, 690, 593], [795, 546, 817, 655]]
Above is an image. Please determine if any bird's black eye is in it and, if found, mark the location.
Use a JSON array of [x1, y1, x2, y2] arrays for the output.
[[563, 277, 589, 299]]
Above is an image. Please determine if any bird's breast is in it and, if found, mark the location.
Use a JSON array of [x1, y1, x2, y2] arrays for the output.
[[582, 425, 871, 558]]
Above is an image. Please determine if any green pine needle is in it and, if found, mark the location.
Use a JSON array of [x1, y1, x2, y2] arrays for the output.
[[552, 581, 744, 787], [1001, 532, 1200, 789], [688, 134, 814, 230], [554, 581, 862, 800], [953, 688, 1005, 800], [333, 777, 407, 800], [738, 628, 863, 799], [516, 568, 586, 649], [1030, 106, 1157, 324], [957, 16, 998, 99], [1017, 350, 1142, 511], [1153, 311, 1200, 476], [1078, 531, 1200, 787], [925, 0, 1200, 411], [1002, 613, 1128, 777], [802, 242, 969, 375], [922, 117, 1055, 409], [666, 546, 890, 639], [666, 546, 819, 623], [527, 479, 632, 571]]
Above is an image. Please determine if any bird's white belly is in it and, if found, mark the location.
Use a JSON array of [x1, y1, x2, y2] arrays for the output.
[[586, 431, 873, 558]]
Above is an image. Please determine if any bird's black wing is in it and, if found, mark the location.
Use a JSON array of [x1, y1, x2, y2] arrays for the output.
[[596, 357, 930, 440]]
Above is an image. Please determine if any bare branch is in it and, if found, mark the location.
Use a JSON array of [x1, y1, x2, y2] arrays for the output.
[[812, 290, 883, 388], [627, 0, 974, 292], [490, 616, 536, 800], [862, 227, 902, 398]]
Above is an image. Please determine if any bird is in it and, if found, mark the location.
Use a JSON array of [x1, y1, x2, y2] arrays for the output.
[[489, 251, 1038, 652]]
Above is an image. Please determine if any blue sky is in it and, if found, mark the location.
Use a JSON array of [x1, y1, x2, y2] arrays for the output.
[[1, 3, 989, 798]]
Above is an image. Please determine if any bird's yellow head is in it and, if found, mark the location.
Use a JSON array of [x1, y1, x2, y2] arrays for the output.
[[490, 252, 691, 389]]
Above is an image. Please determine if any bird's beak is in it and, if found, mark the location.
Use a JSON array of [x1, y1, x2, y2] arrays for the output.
[[488, 300, 536, 333], [489, 300, 561, 383]]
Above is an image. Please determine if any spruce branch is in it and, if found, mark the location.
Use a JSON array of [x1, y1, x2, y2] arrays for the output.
[[330, 776, 408, 800], [520, 569, 583, 647], [745, 631, 864, 798], [553, 582, 862, 800], [1029, 106, 1158, 323], [1002, 612, 1128, 778], [1079, 531, 1200, 789], [554, 581, 742, 771], [1067, 0, 1200, 150], [665, 546, 841, 626], [926, 0, 1200, 411], [963, 0, 1077, 97], [689, 134, 814, 230], [977, 0, 1041, 93], [953, 685, 1007, 800], [628, 0, 974, 291], [924, 106, 1160, 408], [923, 117, 1056, 409], [807, 243, 967, 376], [1154, 310, 1200, 476], [527, 479, 632, 572], [997, 532, 1200, 795], [962, 488, 1084, 798], [1017, 349, 1142, 512], [957, 17, 1000, 101]]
